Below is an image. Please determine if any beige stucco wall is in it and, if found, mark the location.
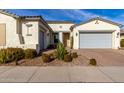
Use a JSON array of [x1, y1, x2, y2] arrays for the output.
[[0, 13, 20, 47], [0, 13, 40, 52], [21, 21, 39, 45], [72, 20, 120, 49], [20, 21, 40, 52], [0, 13, 53, 53], [21, 20, 53, 52], [48, 23, 74, 32], [48, 23, 74, 44]]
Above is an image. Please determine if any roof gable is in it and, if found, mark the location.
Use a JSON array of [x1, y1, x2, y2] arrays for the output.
[[71, 17, 123, 29]]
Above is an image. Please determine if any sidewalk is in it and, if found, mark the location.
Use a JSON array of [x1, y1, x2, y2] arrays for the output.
[[0, 66, 123, 82]]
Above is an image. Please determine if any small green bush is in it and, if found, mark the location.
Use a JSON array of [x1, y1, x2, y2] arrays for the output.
[[24, 49, 37, 59], [64, 54, 72, 62], [57, 42, 66, 60], [120, 39, 124, 47], [42, 53, 51, 63], [89, 58, 97, 66], [71, 52, 78, 58]]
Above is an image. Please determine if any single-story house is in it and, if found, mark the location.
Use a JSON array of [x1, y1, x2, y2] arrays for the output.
[[0, 9, 123, 52], [47, 21, 74, 47], [48, 17, 122, 49], [0, 10, 54, 53]]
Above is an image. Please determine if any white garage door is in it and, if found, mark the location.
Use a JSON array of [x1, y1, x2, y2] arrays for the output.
[[79, 32, 112, 48]]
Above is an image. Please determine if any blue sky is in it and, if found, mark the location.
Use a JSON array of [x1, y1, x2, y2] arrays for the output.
[[6, 9, 124, 25]]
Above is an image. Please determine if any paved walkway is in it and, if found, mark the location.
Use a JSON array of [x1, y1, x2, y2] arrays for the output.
[[0, 66, 124, 82]]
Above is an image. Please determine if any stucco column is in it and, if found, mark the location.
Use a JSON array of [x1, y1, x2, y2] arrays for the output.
[[59, 32, 63, 43]]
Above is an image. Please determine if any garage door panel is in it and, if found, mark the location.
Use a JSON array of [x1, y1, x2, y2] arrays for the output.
[[79, 33, 112, 48]]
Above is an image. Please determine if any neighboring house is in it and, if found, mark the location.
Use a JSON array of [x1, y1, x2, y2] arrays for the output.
[[120, 29, 124, 40], [0, 10, 54, 53], [47, 21, 75, 47]]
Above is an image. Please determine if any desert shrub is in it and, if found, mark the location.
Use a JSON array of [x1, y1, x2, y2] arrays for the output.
[[89, 58, 97, 66], [64, 49, 68, 55], [24, 49, 37, 59], [56, 42, 66, 60], [0, 48, 25, 64], [64, 54, 72, 62], [49, 51, 58, 60], [71, 52, 78, 58], [6, 48, 24, 62], [0, 49, 7, 64], [42, 53, 51, 63], [120, 39, 124, 47]]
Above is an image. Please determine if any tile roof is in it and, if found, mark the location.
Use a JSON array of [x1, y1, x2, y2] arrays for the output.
[[47, 21, 74, 24]]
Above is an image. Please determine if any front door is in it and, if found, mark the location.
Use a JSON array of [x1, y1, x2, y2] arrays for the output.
[[63, 33, 70, 47]]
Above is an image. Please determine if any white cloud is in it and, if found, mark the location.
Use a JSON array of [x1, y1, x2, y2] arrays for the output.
[[107, 14, 124, 26], [59, 9, 109, 22]]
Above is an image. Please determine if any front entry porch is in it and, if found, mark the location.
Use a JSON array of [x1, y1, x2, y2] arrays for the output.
[[54, 32, 70, 47], [63, 33, 70, 47]]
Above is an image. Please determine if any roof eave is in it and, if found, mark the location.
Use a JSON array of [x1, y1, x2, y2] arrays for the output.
[[0, 9, 19, 18], [72, 17, 123, 29]]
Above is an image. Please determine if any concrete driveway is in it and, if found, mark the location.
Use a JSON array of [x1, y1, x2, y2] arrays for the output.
[[0, 66, 124, 82], [76, 49, 124, 66]]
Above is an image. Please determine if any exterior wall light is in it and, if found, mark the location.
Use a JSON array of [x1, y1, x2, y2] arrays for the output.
[[59, 26, 62, 28], [95, 20, 99, 24], [26, 24, 32, 27]]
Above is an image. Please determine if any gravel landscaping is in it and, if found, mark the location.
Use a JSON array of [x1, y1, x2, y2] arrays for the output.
[[0, 54, 89, 66]]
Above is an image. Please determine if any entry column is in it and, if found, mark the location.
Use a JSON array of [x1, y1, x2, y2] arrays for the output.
[[59, 32, 63, 43]]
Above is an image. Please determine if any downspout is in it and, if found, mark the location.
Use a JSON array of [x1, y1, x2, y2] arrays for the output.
[[70, 27, 74, 49]]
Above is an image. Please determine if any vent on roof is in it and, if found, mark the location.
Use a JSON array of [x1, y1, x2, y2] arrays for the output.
[[95, 20, 99, 24], [59, 25, 62, 28]]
